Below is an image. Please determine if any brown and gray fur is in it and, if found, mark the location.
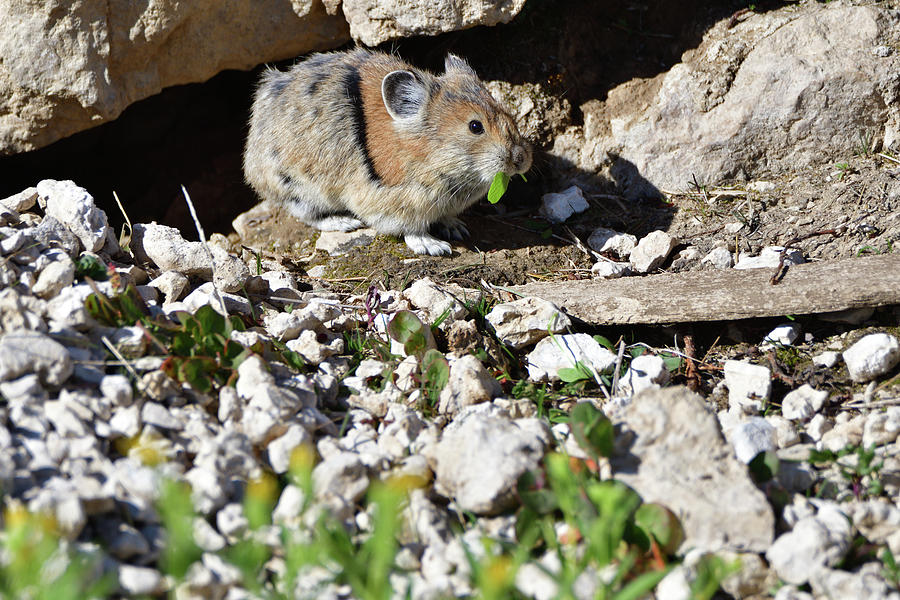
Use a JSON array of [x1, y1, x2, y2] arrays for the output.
[[243, 49, 532, 256]]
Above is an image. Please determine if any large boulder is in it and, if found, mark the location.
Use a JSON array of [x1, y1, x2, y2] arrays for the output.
[[555, 3, 900, 195], [0, 0, 526, 155]]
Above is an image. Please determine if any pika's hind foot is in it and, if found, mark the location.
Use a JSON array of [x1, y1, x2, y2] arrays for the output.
[[312, 215, 366, 232], [405, 233, 452, 256], [434, 217, 469, 241]]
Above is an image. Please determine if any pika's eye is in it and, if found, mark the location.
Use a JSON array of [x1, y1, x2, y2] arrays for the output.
[[468, 120, 484, 135]]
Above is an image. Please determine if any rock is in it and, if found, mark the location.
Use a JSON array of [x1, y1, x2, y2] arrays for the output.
[[45, 284, 94, 329], [629, 231, 678, 274], [312, 451, 370, 520], [117, 564, 166, 596], [315, 228, 377, 256], [766, 504, 852, 585], [107, 523, 150, 560], [609, 387, 774, 553], [811, 563, 896, 600], [181, 283, 254, 316], [821, 415, 866, 452], [342, 0, 526, 46], [0, 330, 73, 386], [618, 354, 669, 396], [266, 424, 312, 474], [781, 384, 828, 421], [263, 310, 323, 342], [437, 354, 501, 415], [404, 278, 469, 324], [1, 1, 351, 154], [701, 246, 733, 269], [428, 413, 549, 515], [32, 253, 75, 299], [587, 228, 637, 258], [863, 408, 900, 448], [723, 360, 771, 414], [538, 186, 589, 224], [762, 323, 801, 348], [526, 333, 616, 383], [590, 260, 630, 279], [1, 187, 38, 212], [286, 329, 344, 365], [36, 180, 109, 252], [131, 223, 249, 292], [842, 333, 900, 382], [216, 503, 249, 540], [561, 4, 900, 191], [806, 413, 833, 442], [141, 402, 181, 430], [730, 417, 777, 463], [485, 297, 571, 349], [147, 271, 190, 304], [32, 215, 81, 257], [734, 246, 805, 270], [813, 351, 841, 368]]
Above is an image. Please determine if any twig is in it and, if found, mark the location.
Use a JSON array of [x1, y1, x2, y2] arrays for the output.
[[691, 174, 711, 206], [765, 351, 795, 386], [182, 185, 229, 317], [100, 336, 141, 383], [683, 331, 700, 392], [877, 152, 900, 165], [611, 340, 626, 397], [770, 228, 845, 285]]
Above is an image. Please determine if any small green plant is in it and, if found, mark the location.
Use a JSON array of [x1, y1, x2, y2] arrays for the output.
[[834, 162, 851, 181], [84, 284, 304, 394], [0, 502, 115, 599], [385, 310, 449, 411], [809, 443, 885, 500], [74, 254, 110, 281], [855, 129, 876, 157], [881, 546, 900, 590]]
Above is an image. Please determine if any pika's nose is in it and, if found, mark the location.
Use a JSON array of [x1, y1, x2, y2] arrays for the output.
[[511, 145, 528, 170]]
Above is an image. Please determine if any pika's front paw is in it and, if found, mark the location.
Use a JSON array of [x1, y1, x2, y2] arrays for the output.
[[313, 215, 366, 232], [405, 233, 452, 256], [435, 217, 470, 241]]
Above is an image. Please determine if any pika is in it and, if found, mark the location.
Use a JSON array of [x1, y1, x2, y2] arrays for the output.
[[243, 49, 532, 256]]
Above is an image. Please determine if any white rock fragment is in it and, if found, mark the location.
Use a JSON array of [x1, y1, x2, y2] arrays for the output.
[[147, 270, 189, 304], [762, 323, 801, 348], [312, 452, 370, 520], [428, 413, 550, 515], [216, 503, 249, 540], [0, 330, 73, 386], [263, 310, 323, 342], [437, 354, 501, 415], [404, 277, 469, 323], [286, 329, 343, 365], [32, 254, 75, 299], [813, 351, 841, 368], [730, 418, 777, 463], [701, 246, 733, 269], [315, 228, 377, 255], [1, 187, 38, 212], [485, 297, 570, 349], [630, 230, 678, 273], [586, 227, 636, 258], [590, 260, 630, 279], [618, 354, 670, 396], [131, 223, 249, 292], [526, 333, 616, 383], [806, 413, 833, 442], [118, 565, 166, 596], [781, 384, 828, 421], [734, 246, 804, 270], [842, 333, 900, 382], [37, 179, 109, 252], [766, 505, 852, 585], [723, 360, 771, 414], [266, 424, 312, 474], [538, 185, 589, 223], [862, 407, 900, 448], [180, 282, 253, 316]]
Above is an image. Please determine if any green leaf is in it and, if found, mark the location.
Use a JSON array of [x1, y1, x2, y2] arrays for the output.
[[612, 567, 672, 600], [593, 335, 615, 351], [387, 310, 430, 357], [75, 254, 109, 281], [421, 348, 449, 398], [487, 172, 510, 204], [570, 401, 614, 458], [748, 450, 780, 483], [634, 503, 684, 555]]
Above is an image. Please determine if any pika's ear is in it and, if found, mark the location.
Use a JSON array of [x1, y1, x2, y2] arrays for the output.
[[444, 54, 476, 76], [382, 70, 426, 121]]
